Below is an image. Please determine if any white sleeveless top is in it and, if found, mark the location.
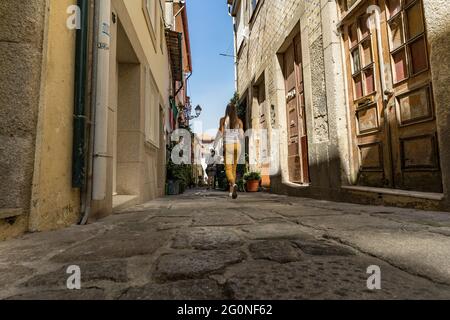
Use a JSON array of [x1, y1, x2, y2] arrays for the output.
[[224, 116, 240, 144]]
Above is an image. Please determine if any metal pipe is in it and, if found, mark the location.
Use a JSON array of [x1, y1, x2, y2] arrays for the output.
[[79, 0, 98, 225], [72, 0, 89, 188], [92, 0, 111, 200]]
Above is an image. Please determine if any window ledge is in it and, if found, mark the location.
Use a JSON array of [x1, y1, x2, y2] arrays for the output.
[[342, 185, 444, 201]]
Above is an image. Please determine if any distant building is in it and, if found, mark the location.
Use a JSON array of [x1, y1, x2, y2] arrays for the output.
[[166, 0, 193, 130], [227, 0, 450, 210]]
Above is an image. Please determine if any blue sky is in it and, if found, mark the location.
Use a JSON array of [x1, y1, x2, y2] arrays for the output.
[[186, 0, 235, 135]]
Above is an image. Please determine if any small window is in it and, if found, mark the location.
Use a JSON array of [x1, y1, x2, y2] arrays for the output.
[[364, 68, 375, 94], [387, 0, 401, 17], [351, 49, 361, 73], [353, 74, 363, 99], [387, 0, 428, 83], [361, 40, 373, 67], [144, 67, 160, 147], [392, 49, 408, 82], [388, 15, 404, 50], [349, 23, 358, 47], [144, 0, 157, 32], [406, 1, 424, 39], [346, 17, 376, 101], [359, 15, 370, 39]]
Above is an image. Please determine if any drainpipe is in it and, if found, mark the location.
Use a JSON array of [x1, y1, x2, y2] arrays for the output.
[[72, 0, 89, 188], [92, 0, 111, 201], [79, 0, 99, 224]]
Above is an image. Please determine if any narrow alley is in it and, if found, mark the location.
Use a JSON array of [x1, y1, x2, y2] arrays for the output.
[[1, 190, 449, 300], [1, 0, 450, 305]]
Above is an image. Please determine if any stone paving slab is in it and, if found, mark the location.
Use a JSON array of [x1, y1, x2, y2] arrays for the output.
[[372, 210, 450, 228], [248, 240, 302, 263], [119, 279, 225, 300], [172, 227, 244, 250], [192, 212, 255, 226], [0, 265, 34, 289], [51, 228, 171, 263], [154, 250, 246, 281], [239, 222, 322, 240], [239, 208, 284, 220], [223, 258, 450, 300], [327, 229, 450, 285], [150, 216, 193, 231], [21, 260, 128, 289], [0, 189, 449, 300], [292, 239, 356, 256], [296, 213, 424, 232]]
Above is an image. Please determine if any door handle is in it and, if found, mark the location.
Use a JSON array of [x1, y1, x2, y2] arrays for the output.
[[384, 89, 394, 98]]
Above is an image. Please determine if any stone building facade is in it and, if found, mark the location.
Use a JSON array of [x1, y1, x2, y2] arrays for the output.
[[228, 0, 450, 211], [0, 0, 193, 239], [1, 0, 81, 239]]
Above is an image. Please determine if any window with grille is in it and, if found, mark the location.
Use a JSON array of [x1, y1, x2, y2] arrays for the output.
[[347, 14, 376, 101]]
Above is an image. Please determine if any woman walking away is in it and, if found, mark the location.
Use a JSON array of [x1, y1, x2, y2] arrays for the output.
[[215, 103, 244, 199]]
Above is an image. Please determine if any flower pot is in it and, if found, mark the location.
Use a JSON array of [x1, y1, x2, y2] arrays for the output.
[[246, 179, 260, 192]]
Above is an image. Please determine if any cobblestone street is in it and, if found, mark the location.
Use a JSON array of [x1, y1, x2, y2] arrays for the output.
[[1, 190, 450, 300]]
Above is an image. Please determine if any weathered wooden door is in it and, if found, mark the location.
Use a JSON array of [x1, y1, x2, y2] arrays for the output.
[[283, 34, 309, 184], [383, 0, 442, 192], [344, 13, 393, 188], [342, 0, 442, 193]]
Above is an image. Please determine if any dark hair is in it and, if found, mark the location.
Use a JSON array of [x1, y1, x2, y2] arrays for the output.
[[225, 103, 240, 129]]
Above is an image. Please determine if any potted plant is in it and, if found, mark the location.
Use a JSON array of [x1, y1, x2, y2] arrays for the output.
[[244, 171, 261, 192], [166, 142, 194, 195]]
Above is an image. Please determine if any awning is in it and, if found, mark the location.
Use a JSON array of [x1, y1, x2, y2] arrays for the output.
[[166, 29, 183, 82]]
